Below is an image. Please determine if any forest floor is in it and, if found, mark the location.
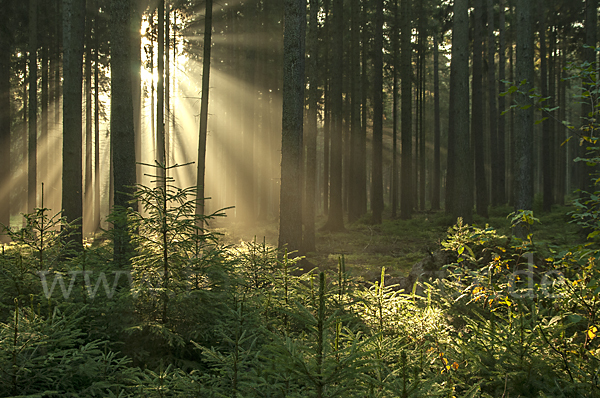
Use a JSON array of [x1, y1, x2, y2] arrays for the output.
[[215, 198, 583, 282]]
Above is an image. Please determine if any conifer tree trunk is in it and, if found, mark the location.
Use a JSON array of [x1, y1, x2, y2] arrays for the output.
[[391, 0, 399, 218], [322, 0, 330, 217], [539, 0, 553, 212], [497, 0, 507, 206], [357, 0, 367, 217], [514, 0, 534, 233], [85, 5, 93, 232], [110, 0, 137, 262], [157, 0, 165, 172], [62, 0, 86, 247], [371, 0, 384, 224], [322, 0, 344, 231], [400, 0, 412, 219], [449, 0, 472, 223], [94, 0, 101, 231], [488, 0, 500, 208], [278, 0, 305, 252], [473, 0, 488, 218], [0, 0, 11, 234], [41, 41, 49, 193], [431, 31, 441, 211], [196, 0, 212, 224], [304, 0, 318, 251], [28, 0, 38, 213]]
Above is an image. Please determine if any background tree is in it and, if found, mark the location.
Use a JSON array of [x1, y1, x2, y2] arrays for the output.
[[28, 0, 37, 214], [472, 0, 487, 218], [321, 0, 344, 231], [371, 0, 384, 224], [400, 0, 412, 220]]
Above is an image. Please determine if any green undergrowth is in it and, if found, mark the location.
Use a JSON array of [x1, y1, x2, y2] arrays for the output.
[[217, 203, 583, 283]]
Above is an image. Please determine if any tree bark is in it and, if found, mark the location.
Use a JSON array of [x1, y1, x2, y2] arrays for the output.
[[497, 0, 507, 206], [400, 0, 412, 219], [473, 0, 488, 218], [0, 0, 11, 234], [449, 0, 473, 223], [304, 0, 318, 251], [431, 30, 441, 211], [371, 0, 384, 224], [62, 0, 86, 247], [110, 0, 137, 263], [514, 0, 534, 235], [278, 0, 305, 252], [196, 0, 212, 226], [322, 0, 344, 231], [29, 0, 38, 213]]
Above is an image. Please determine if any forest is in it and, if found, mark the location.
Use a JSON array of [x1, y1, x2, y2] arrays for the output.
[[1, 0, 600, 396]]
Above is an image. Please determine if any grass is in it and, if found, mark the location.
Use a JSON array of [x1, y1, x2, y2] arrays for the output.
[[213, 202, 584, 283]]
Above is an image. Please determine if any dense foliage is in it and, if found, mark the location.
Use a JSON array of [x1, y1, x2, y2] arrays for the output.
[[0, 161, 599, 397]]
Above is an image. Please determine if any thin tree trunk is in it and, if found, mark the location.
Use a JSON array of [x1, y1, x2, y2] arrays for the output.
[[371, 0, 384, 224], [322, 0, 344, 231], [391, 0, 399, 218], [28, 0, 38, 213], [304, 0, 318, 251], [539, 0, 553, 212], [400, 0, 412, 219], [0, 0, 11, 234], [498, 0, 507, 206], [488, 0, 500, 208], [85, 5, 93, 232], [196, 0, 212, 225], [473, 0, 488, 218], [431, 31, 441, 211], [322, 0, 330, 217], [157, 0, 165, 172], [94, 0, 100, 231]]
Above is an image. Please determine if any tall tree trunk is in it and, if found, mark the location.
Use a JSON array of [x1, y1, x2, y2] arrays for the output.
[[431, 30, 441, 211], [278, 0, 305, 252], [514, 0, 534, 236], [539, 0, 553, 212], [497, 0, 507, 206], [156, 0, 165, 172], [581, 0, 598, 192], [0, 0, 11, 235], [110, 0, 137, 263], [62, 0, 86, 248], [400, 0, 412, 219], [165, 5, 170, 168], [196, 0, 212, 225], [358, 0, 367, 217], [488, 0, 500, 207], [418, 27, 426, 211], [29, 0, 38, 213], [322, 0, 330, 217], [304, 0, 318, 251], [391, 0, 399, 218], [371, 0, 384, 224], [41, 43, 49, 196], [94, 0, 101, 231], [322, 0, 344, 231], [449, 0, 472, 223], [473, 0, 488, 218], [85, 4, 93, 232]]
